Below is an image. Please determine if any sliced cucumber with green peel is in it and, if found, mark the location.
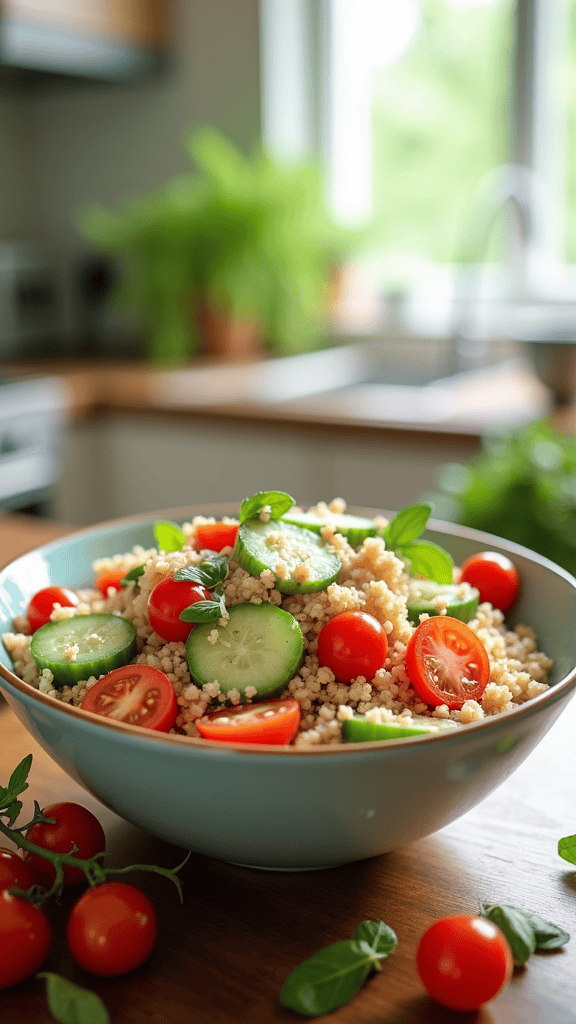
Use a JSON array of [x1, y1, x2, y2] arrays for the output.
[[235, 520, 341, 594], [281, 509, 378, 548], [30, 613, 137, 687], [342, 714, 458, 743], [185, 602, 304, 698], [406, 580, 479, 625]]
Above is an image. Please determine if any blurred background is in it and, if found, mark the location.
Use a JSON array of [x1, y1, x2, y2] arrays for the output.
[[2, 0, 576, 573]]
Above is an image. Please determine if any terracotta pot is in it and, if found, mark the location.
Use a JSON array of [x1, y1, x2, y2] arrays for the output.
[[198, 299, 263, 362]]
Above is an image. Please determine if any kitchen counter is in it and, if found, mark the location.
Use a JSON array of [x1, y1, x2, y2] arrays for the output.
[[1, 514, 575, 1024]]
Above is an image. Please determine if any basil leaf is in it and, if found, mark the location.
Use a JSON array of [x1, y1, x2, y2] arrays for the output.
[[558, 834, 576, 865], [481, 904, 536, 966], [280, 939, 380, 1016], [400, 540, 454, 584], [384, 503, 431, 548], [7, 754, 32, 798], [515, 910, 570, 950], [239, 490, 295, 525], [179, 599, 223, 623], [120, 564, 145, 587], [38, 972, 110, 1024], [353, 919, 398, 959], [154, 520, 186, 552], [174, 555, 229, 589]]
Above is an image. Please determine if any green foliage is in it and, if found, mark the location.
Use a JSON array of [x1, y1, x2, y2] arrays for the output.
[[424, 420, 576, 576], [77, 127, 352, 364]]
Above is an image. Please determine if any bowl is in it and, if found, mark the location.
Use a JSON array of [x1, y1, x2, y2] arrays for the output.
[[1, 506, 576, 870]]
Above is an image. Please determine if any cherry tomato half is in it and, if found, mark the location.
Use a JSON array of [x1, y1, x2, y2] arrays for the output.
[[0, 889, 52, 988], [94, 569, 127, 596], [81, 664, 178, 732], [405, 616, 490, 710], [0, 848, 37, 892], [194, 522, 238, 553], [196, 698, 301, 745], [148, 576, 213, 643], [27, 586, 78, 633], [67, 881, 157, 977], [460, 551, 520, 614], [317, 610, 388, 685], [25, 802, 106, 887], [416, 914, 513, 1011]]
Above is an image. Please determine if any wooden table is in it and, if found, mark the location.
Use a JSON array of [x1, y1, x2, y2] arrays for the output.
[[1, 517, 575, 1023]]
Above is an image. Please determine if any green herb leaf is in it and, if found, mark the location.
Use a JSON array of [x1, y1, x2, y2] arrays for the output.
[[481, 904, 537, 966], [384, 503, 431, 548], [514, 910, 570, 951], [7, 754, 32, 799], [239, 490, 295, 525], [154, 520, 186, 552], [559, 834, 576, 866], [38, 972, 110, 1024], [174, 555, 229, 589], [120, 564, 145, 587], [179, 597, 226, 623], [353, 919, 398, 959], [400, 540, 454, 584], [5, 800, 22, 827]]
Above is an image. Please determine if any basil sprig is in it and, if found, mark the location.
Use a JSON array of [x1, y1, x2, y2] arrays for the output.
[[383, 503, 453, 584], [154, 520, 186, 552], [481, 904, 570, 965], [38, 973, 109, 1024], [174, 555, 228, 590], [120, 564, 146, 588], [559, 833, 576, 866], [179, 593, 228, 624], [280, 919, 397, 1016], [239, 490, 295, 525]]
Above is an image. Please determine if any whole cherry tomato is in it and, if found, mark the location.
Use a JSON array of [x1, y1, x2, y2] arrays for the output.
[[0, 848, 37, 892], [94, 569, 127, 596], [416, 914, 513, 1011], [148, 576, 213, 643], [459, 551, 520, 614], [197, 698, 301, 745], [317, 610, 388, 684], [27, 586, 78, 633], [67, 882, 157, 976], [194, 522, 238, 553], [0, 889, 51, 988], [405, 615, 490, 709], [25, 802, 106, 887], [81, 665, 178, 732]]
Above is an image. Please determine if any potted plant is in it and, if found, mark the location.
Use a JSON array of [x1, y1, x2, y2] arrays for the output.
[[77, 127, 351, 365]]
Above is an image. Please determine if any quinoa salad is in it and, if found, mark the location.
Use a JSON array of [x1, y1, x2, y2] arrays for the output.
[[2, 493, 553, 747]]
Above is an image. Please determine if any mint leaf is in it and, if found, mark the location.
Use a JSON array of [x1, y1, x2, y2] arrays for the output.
[[239, 490, 295, 525], [559, 834, 576, 866], [401, 540, 453, 584], [174, 555, 229, 589], [353, 919, 397, 959], [384, 503, 431, 548], [120, 564, 145, 587], [38, 972, 110, 1024], [154, 521, 186, 552], [7, 754, 32, 799], [481, 904, 536, 966]]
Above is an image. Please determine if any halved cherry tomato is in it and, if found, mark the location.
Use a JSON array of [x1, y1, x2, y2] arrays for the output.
[[25, 801, 106, 887], [0, 889, 51, 988], [406, 616, 490, 710], [416, 914, 513, 1011], [196, 698, 301, 745], [94, 569, 127, 596], [148, 576, 213, 643], [194, 522, 239, 553], [460, 551, 520, 614], [0, 848, 37, 892], [80, 665, 178, 732], [27, 586, 78, 633], [317, 610, 388, 684]]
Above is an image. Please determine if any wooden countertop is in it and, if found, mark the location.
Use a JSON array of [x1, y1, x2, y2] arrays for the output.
[[1, 516, 575, 1023]]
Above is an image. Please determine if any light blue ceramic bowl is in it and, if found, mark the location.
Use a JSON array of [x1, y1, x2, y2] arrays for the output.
[[1, 506, 576, 870]]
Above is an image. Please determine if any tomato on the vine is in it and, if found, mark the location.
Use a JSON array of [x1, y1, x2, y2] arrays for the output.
[[24, 802, 106, 887], [94, 569, 127, 595], [81, 664, 178, 732], [459, 551, 520, 614], [405, 615, 490, 710], [148, 576, 213, 643], [194, 522, 238, 553], [0, 848, 37, 892], [416, 914, 513, 1011], [67, 881, 157, 976], [27, 586, 78, 633], [197, 698, 301, 745], [0, 889, 51, 988], [317, 610, 388, 685]]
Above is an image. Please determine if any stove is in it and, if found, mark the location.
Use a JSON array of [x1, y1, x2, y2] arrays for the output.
[[0, 376, 68, 513]]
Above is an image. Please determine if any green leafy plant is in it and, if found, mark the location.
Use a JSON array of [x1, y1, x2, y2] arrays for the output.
[[383, 503, 454, 583], [481, 903, 569, 966], [77, 127, 352, 365]]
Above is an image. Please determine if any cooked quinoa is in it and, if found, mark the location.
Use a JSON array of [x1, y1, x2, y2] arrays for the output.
[[2, 501, 553, 746]]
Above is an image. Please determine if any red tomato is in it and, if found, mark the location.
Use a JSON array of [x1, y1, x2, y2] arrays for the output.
[[405, 616, 490, 710], [148, 576, 213, 643], [460, 551, 520, 613], [416, 914, 513, 1011], [317, 611, 388, 685], [94, 569, 127, 595], [67, 882, 157, 976], [0, 848, 37, 892], [24, 802, 106, 887], [194, 522, 238, 553], [196, 698, 301, 745], [27, 586, 78, 633], [0, 889, 51, 988], [81, 664, 178, 732]]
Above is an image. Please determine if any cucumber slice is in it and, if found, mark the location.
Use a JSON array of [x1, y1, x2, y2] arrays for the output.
[[342, 714, 458, 743], [30, 613, 137, 687], [235, 520, 341, 594], [406, 580, 479, 625], [185, 602, 304, 698], [282, 509, 378, 548]]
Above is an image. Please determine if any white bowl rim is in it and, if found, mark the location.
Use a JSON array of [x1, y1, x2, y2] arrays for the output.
[[1, 503, 576, 757]]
